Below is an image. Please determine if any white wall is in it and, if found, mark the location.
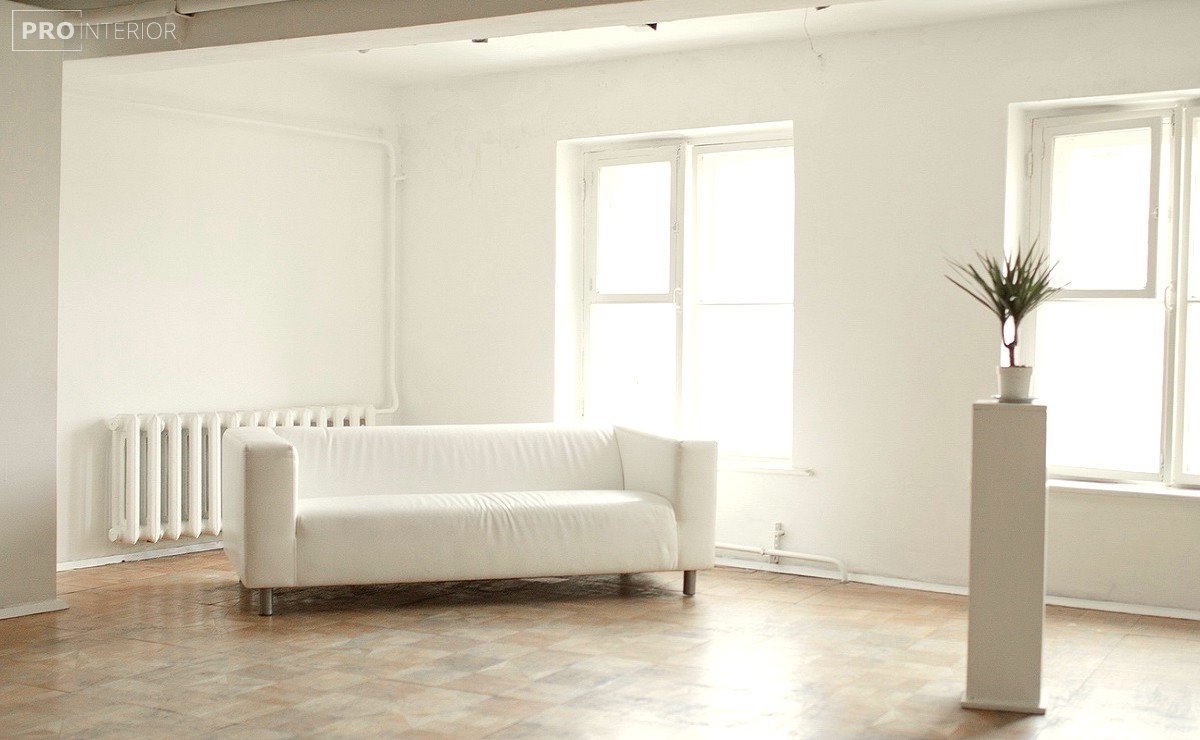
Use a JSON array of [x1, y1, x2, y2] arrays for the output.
[[65, 59, 403, 137], [0, 2, 64, 616], [57, 66, 400, 562], [390, 0, 1200, 611]]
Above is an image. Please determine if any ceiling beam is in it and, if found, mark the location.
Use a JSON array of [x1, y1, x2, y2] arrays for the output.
[[66, 0, 881, 74]]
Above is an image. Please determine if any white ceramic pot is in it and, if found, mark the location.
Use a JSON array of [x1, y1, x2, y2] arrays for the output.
[[996, 366, 1034, 402]]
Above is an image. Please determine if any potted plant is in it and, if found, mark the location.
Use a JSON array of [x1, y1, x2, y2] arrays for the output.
[[945, 246, 1063, 402]]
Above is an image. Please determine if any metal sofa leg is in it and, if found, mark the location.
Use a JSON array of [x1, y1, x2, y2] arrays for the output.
[[259, 588, 274, 616], [683, 570, 696, 596]]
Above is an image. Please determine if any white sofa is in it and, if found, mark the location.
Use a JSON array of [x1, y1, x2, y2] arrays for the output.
[[221, 423, 717, 615]]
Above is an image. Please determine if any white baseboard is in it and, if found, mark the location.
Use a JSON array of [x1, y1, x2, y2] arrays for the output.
[[1045, 594, 1200, 622], [0, 598, 69, 621], [715, 556, 967, 595], [57, 541, 223, 571], [714, 556, 1200, 622]]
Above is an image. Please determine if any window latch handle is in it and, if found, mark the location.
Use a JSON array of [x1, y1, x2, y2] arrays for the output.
[[1165, 282, 1176, 311], [672, 287, 682, 310]]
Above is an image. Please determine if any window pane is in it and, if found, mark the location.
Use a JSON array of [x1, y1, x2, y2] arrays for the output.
[[696, 147, 794, 303], [595, 161, 672, 295], [1035, 301, 1164, 474], [693, 304, 792, 459], [1184, 304, 1200, 476], [1048, 127, 1152, 291], [586, 303, 676, 432]]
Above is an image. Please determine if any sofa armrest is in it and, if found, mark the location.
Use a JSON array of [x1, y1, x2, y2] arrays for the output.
[[222, 427, 298, 588], [614, 426, 717, 571]]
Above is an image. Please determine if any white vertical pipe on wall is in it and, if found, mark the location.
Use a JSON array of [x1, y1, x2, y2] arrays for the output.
[[380, 133, 399, 416]]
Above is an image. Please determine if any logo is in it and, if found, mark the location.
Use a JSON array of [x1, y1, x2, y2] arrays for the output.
[[12, 9, 180, 52], [12, 9, 83, 52]]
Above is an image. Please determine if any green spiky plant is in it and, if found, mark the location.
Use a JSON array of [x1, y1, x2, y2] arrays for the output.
[[945, 246, 1064, 368]]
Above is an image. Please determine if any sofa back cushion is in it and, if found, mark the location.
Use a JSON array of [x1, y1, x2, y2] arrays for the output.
[[271, 423, 624, 498]]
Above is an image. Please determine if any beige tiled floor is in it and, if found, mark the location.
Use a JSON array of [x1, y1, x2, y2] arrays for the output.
[[1, 552, 1198, 738]]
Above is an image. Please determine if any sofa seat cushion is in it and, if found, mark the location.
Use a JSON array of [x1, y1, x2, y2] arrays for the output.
[[294, 490, 679, 587]]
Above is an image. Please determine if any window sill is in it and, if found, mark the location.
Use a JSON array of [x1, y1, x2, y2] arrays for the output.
[[1049, 479, 1200, 502], [719, 459, 815, 477]]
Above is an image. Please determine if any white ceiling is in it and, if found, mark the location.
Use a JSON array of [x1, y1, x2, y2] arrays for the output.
[[296, 0, 1134, 87]]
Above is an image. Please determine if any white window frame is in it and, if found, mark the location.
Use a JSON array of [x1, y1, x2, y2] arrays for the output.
[[1031, 111, 1168, 299], [580, 143, 685, 425], [1027, 100, 1199, 488], [1172, 106, 1198, 486], [579, 134, 795, 464]]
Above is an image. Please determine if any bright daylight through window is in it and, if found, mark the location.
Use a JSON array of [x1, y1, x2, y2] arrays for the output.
[[1030, 102, 1199, 487], [581, 138, 794, 462]]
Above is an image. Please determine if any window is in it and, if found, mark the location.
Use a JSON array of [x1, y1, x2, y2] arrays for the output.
[[1029, 101, 1199, 487], [580, 137, 794, 462]]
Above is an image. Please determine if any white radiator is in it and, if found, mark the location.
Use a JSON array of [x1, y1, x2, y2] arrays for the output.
[[107, 405, 375, 545]]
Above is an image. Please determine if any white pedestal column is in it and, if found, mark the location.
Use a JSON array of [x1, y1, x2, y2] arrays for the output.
[[962, 400, 1047, 714]]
